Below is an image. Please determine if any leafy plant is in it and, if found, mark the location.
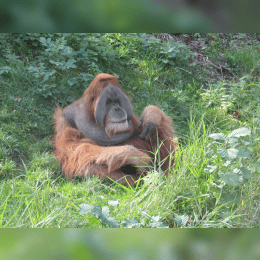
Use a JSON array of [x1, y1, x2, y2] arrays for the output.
[[205, 127, 256, 217], [0, 66, 13, 75], [140, 35, 195, 66], [158, 38, 194, 66], [78, 196, 168, 228], [175, 214, 195, 228]]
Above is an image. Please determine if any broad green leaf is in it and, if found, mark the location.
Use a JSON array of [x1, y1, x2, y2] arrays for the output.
[[219, 167, 252, 186], [223, 160, 231, 166], [209, 133, 227, 140], [237, 149, 251, 158], [240, 140, 250, 146], [218, 207, 230, 218], [217, 148, 229, 159], [79, 203, 94, 215], [100, 206, 110, 221], [65, 58, 77, 68], [92, 206, 101, 218], [176, 214, 189, 226], [39, 37, 46, 44], [104, 217, 120, 228], [227, 127, 251, 138], [160, 59, 169, 64], [88, 217, 100, 225], [228, 137, 238, 146], [122, 218, 141, 228], [67, 80, 74, 86], [218, 171, 241, 186], [219, 192, 241, 206], [217, 148, 239, 159], [233, 167, 252, 180], [93, 205, 110, 221], [141, 213, 168, 227]]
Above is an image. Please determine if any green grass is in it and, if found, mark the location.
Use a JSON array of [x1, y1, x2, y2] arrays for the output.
[[0, 33, 259, 228]]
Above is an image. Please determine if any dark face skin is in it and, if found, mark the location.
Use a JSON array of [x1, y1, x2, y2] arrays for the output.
[[63, 85, 134, 146]]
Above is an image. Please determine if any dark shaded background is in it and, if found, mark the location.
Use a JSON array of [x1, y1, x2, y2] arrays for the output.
[[1, 0, 260, 32]]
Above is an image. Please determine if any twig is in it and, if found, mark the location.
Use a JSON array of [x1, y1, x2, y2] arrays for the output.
[[207, 59, 237, 78]]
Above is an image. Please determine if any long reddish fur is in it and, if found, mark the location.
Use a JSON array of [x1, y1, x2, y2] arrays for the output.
[[53, 73, 177, 185]]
